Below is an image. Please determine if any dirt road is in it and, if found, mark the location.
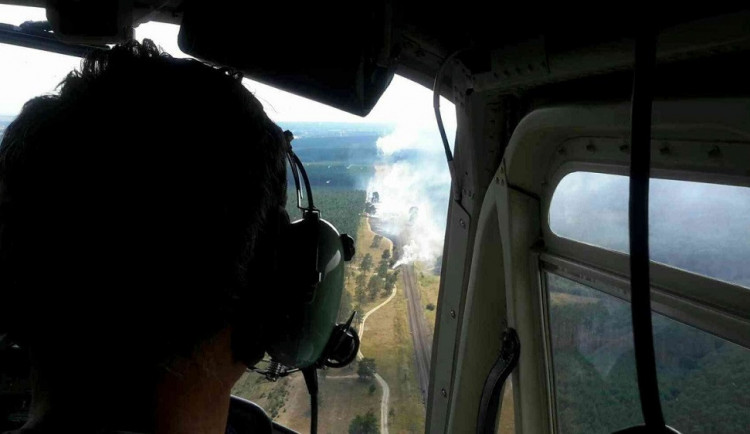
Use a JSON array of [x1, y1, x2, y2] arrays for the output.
[[357, 280, 397, 434]]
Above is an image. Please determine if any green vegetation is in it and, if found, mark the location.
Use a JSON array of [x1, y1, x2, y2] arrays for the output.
[[232, 372, 293, 420], [371, 249, 398, 298], [264, 381, 291, 419], [244, 373, 380, 433], [286, 188, 366, 241], [414, 261, 440, 337], [355, 282, 367, 306], [377, 259, 389, 279], [548, 273, 750, 433], [349, 218, 396, 314], [349, 410, 378, 434], [384, 270, 399, 295], [355, 273, 367, 287], [290, 136, 380, 165], [300, 163, 374, 191], [360, 253, 373, 273], [367, 275, 381, 300], [358, 358, 377, 381]]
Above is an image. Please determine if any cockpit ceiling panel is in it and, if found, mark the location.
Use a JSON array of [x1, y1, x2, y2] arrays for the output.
[[176, 1, 396, 117], [2, 1, 749, 110]]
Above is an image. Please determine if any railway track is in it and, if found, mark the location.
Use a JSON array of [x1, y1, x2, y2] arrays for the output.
[[400, 263, 432, 403]]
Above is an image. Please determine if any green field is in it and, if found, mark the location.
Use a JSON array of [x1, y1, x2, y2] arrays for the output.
[[233, 369, 382, 434]]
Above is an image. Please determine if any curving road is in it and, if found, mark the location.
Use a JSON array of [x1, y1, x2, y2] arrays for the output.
[[357, 277, 397, 434], [373, 373, 390, 434], [400, 263, 432, 403]]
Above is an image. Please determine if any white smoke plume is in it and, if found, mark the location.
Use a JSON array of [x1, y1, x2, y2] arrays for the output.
[[368, 112, 456, 268]]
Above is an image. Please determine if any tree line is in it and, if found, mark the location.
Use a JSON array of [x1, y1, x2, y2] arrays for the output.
[[548, 274, 750, 433]]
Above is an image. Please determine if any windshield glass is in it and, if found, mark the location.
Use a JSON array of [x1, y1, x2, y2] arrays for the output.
[[0, 6, 80, 121], [1, 9, 455, 433]]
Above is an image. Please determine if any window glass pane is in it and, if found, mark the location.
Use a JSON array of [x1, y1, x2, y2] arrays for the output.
[[0, 4, 47, 25], [0, 8, 81, 130], [132, 26, 453, 434], [0, 16, 454, 433], [549, 172, 750, 287], [231, 121, 450, 432], [231, 109, 451, 433], [547, 272, 750, 434], [0, 9, 86, 429]]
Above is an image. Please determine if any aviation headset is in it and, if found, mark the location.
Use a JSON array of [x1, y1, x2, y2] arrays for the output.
[[234, 129, 360, 378], [0, 63, 357, 433], [0, 120, 357, 379]]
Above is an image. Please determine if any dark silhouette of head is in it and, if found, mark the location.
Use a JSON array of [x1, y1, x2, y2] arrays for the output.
[[0, 40, 287, 388]]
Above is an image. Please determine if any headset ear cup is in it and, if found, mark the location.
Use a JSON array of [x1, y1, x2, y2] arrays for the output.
[[231, 205, 290, 367]]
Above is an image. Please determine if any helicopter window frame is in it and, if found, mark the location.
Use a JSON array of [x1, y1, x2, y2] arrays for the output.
[[540, 156, 750, 350], [491, 101, 750, 434], [536, 145, 750, 433]]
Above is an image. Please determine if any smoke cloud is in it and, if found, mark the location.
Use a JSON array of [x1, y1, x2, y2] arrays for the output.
[[367, 114, 456, 268]]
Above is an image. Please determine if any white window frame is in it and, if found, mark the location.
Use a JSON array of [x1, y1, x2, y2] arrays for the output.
[[495, 99, 750, 433], [541, 153, 750, 349]]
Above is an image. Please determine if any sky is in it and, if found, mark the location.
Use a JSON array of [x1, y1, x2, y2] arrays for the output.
[[0, 4, 456, 129]]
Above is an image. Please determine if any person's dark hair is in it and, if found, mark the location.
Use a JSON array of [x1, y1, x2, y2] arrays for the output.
[[0, 40, 287, 370]]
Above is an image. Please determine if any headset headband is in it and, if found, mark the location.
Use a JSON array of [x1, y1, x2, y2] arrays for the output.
[[284, 130, 316, 214]]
